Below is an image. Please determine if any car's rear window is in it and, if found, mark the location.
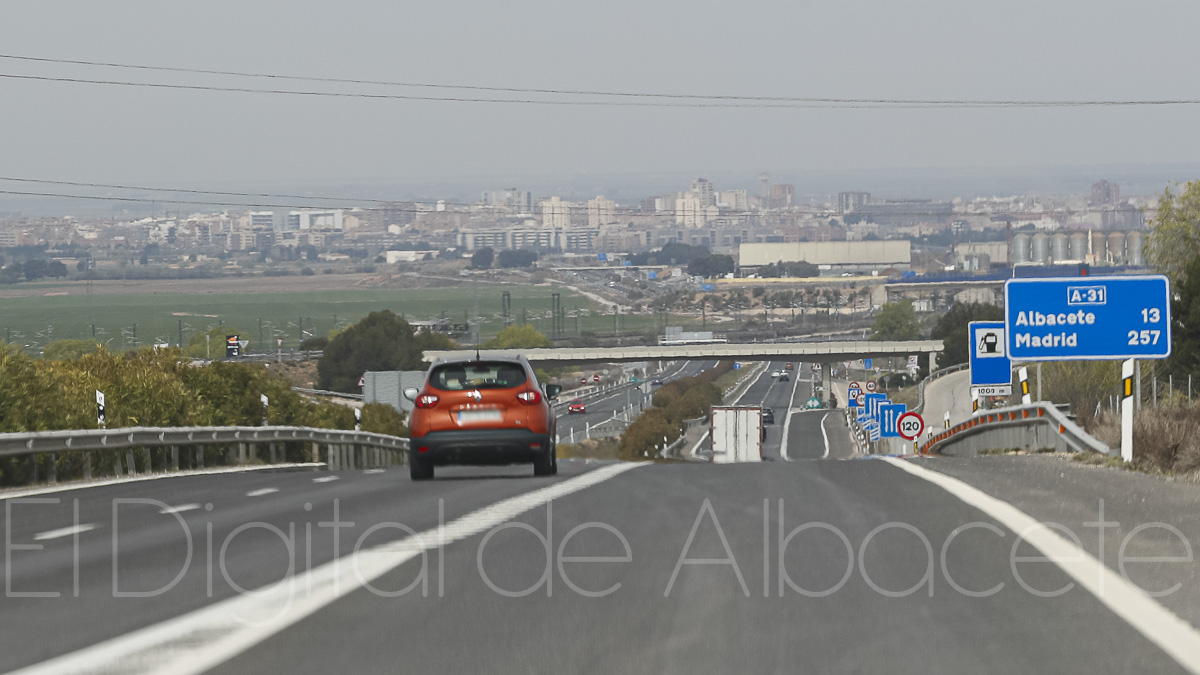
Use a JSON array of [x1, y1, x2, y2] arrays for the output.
[[429, 361, 528, 391]]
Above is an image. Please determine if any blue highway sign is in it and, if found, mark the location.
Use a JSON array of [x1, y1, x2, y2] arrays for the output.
[[1004, 275, 1171, 361], [865, 393, 888, 420], [880, 404, 907, 438], [701, 283, 714, 292], [969, 321, 1011, 386]]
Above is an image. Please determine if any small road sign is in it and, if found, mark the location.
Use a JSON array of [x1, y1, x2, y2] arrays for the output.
[[897, 412, 925, 440], [880, 404, 907, 438], [865, 381, 877, 393], [969, 321, 1012, 387]]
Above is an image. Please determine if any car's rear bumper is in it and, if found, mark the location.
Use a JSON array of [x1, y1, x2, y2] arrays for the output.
[[409, 428, 550, 466]]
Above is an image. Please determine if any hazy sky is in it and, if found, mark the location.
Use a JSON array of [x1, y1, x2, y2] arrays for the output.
[[3, 0, 1200, 196]]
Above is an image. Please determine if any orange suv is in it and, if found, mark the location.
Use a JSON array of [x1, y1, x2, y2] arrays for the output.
[[404, 356, 561, 480]]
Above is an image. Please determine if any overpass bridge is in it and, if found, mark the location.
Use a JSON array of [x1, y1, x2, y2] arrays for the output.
[[427, 339, 944, 368]]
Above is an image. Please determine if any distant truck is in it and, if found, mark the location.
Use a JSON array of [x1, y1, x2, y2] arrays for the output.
[[710, 406, 763, 463]]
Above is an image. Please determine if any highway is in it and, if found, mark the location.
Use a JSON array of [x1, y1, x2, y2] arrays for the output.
[[555, 360, 713, 443], [4, 361, 1200, 674]]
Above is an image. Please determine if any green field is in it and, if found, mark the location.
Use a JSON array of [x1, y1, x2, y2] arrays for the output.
[[0, 284, 695, 353]]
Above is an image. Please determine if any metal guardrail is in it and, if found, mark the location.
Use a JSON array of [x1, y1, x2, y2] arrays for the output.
[[292, 387, 364, 400], [920, 402, 1112, 456], [0, 425, 409, 486], [0, 425, 406, 458]]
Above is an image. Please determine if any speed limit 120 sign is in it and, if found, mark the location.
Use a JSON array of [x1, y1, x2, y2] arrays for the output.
[[896, 412, 925, 441]]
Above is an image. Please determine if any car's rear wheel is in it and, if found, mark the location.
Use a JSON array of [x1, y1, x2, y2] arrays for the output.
[[410, 455, 434, 481], [534, 442, 557, 477]]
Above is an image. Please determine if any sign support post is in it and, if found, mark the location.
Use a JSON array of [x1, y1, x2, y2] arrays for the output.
[[1122, 359, 1134, 463]]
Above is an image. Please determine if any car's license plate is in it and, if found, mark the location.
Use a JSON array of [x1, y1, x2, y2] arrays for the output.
[[456, 409, 502, 423]]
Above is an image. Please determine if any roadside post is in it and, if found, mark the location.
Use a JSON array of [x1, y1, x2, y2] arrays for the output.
[[355, 407, 362, 432], [1122, 359, 1134, 462], [1018, 366, 1031, 405], [261, 394, 269, 426], [1004, 275, 1171, 462], [943, 410, 950, 429]]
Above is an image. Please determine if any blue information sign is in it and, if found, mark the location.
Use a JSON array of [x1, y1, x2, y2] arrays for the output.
[[864, 393, 888, 420], [597, 253, 607, 262], [648, 270, 657, 280], [623, 260, 632, 267], [880, 404, 906, 438], [864, 358, 873, 370], [1004, 275, 1171, 361], [969, 321, 1011, 386], [702, 283, 715, 292]]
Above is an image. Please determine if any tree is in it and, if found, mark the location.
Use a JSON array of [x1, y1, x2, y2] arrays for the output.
[[23, 259, 48, 280], [870, 300, 921, 340], [1146, 180, 1200, 286], [687, 254, 735, 279], [1165, 254, 1200, 378], [42, 339, 101, 361], [47, 261, 68, 278], [481, 324, 553, 349], [929, 302, 1004, 368], [317, 310, 452, 392], [497, 249, 538, 268], [471, 247, 495, 269]]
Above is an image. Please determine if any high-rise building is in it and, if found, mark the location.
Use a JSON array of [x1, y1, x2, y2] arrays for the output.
[[718, 189, 748, 211], [691, 178, 715, 207], [587, 196, 617, 228], [541, 197, 572, 229], [837, 191, 871, 213], [675, 196, 703, 228], [1091, 180, 1119, 206], [769, 184, 794, 208]]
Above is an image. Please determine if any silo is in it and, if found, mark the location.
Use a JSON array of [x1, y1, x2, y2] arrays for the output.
[[1126, 231, 1144, 267], [1051, 233, 1069, 262], [1031, 232, 1051, 264], [1091, 231, 1108, 264], [1107, 231, 1126, 265], [1069, 232, 1088, 261], [1011, 233, 1030, 264]]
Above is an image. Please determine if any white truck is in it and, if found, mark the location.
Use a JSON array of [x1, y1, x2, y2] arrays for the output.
[[710, 406, 763, 463]]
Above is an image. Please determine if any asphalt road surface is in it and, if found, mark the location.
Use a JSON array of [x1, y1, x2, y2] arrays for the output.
[[555, 360, 712, 442], [5, 367, 1200, 674]]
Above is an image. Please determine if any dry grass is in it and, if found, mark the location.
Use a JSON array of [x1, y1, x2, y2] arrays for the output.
[[1090, 403, 1200, 475]]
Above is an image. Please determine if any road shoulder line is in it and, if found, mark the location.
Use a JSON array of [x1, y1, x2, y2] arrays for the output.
[[883, 457, 1200, 675]]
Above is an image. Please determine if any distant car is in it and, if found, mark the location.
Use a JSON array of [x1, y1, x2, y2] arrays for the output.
[[785, 363, 794, 371], [567, 399, 586, 414], [652, 378, 663, 386], [779, 372, 790, 382], [762, 407, 775, 425], [771, 370, 781, 378]]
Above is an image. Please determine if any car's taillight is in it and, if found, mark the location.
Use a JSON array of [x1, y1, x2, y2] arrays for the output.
[[516, 390, 541, 404], [415, 394, 440, 408]]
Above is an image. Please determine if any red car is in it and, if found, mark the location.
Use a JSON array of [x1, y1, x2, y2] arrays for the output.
[[567, 399, 586, 414], [405, 355, 561, 480]]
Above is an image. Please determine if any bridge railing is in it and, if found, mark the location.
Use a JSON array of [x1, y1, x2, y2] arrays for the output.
[[920, 402, 1111, 456], [0, 425, 408, 487]]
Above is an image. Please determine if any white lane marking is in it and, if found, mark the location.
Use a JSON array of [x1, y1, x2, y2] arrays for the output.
[[819, 413, 831, 459], [312, 476, 339, 483], [33, 524, 95, 541], [159, 504, 201, 515], [779, 411, 796, 461], [777, 365, 806, 461], [244, 488, 278, 497], [12, 462, 644, 675], [883, 458, 1200, 674], [362, 469, 386, 475], [0, 463, 324, 502]]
